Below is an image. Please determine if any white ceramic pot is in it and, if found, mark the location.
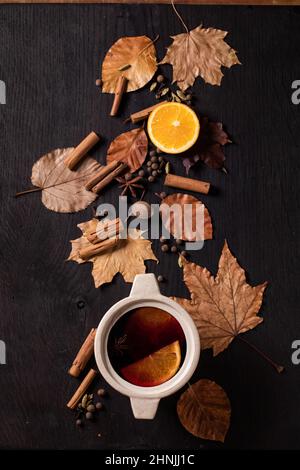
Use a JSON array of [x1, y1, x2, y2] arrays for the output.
[[94, 273, 200, 420]]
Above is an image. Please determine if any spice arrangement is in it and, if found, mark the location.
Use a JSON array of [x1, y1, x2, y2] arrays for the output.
[[14, 0, 284, 444]]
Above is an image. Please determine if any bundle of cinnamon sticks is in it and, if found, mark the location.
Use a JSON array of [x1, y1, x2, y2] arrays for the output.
[[85, 160, 127, 194]]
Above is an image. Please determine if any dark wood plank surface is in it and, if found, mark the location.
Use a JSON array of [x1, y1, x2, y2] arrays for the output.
[[1, 1, 300, 5], [0, 4, 300, 450]]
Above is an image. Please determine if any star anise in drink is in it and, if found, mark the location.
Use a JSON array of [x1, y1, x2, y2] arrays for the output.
[[113, 334, 129, 356]]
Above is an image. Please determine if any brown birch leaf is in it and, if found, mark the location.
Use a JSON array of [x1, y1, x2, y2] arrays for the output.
[[160, 193, 212, 241], [30, 148, 101, 213], [102, 36, 157, 93], [160, 25, 240, 91], [177, 379, 231, 442], [172, 241, 267, 356], [107, 127, 148, 173], [68, 219, 157, 287]]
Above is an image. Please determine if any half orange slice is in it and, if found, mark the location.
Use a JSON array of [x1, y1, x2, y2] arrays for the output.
[[147, 102, 200, 154], [121, 340, 181, 387]]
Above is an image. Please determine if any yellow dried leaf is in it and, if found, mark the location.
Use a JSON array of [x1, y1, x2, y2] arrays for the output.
[[68, 219, 158, 287], [102, 36, 157, 93]]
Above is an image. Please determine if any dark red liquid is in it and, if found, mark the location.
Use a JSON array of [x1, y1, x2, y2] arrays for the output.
[[108, 306, 186, 386]]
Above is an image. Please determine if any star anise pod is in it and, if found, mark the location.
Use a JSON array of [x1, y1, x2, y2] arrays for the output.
[[116, 175, 144, 198], [113, 334, 129, 356]]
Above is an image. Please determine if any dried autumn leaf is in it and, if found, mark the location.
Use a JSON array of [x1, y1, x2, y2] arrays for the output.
[[172, 241, 267, 355], [177, 379, 231, 442], [30, 148, 101, 213], [160, 193, 212, 241], [107, 127, 148, 173], [183, 118, 231, 173], [102, 36, 157, 93], [161, 25, 240, 91], [68, 219, 157, 287]]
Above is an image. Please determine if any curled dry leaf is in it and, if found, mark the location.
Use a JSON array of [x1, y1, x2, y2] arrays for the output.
[[160, 193, 212, 242], [182, 118, 231, 174], [68, 219, 158, 287], [160, 25, 240, 91], [107, 127, 148, 173], [30, 148, 101, 213], [172, 241, 267, 356], [177, 379, 231, 442], [101, 36, 157, 93]]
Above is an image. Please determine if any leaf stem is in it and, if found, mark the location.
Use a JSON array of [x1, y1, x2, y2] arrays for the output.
[[171, 0, 189, 34], [237, 336, 284, 374], [15, 187, 42, 197], [138, 34, 160, 57]]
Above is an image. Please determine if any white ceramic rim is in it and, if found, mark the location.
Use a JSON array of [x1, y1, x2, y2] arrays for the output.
[[94, 294, 200, 399]]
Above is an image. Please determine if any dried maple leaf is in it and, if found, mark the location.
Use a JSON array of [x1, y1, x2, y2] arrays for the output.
[[19, 148, 101, 213], [182, 118, 231, 174], [160, 25, 240, 91], [172, 241, 267, 356], [177, 379, 231, 442], [160, 193, 212, 241], [101, 36, 157, 93], [106, 127, 148, 173], [68, 219, 157, 287]]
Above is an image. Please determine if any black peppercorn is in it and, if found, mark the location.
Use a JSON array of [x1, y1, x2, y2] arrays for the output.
[[161, 244, 169, 253], [171, 245, 178, 253]]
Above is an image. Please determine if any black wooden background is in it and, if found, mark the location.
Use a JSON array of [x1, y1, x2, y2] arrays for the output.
[[0, 4, 300, 450]]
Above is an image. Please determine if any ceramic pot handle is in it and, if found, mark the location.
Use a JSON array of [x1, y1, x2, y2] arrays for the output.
[[130, 273, 160, 297], [130, 397, 160, 420]]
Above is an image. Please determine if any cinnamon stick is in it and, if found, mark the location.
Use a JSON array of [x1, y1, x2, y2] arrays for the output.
[[87, 218, 122, 244], [79, 236, 119, 261], [85, 161, 120, 191], [164, 173, 210, 195], [65, 131, 100, 170], [67, 368, 98, 410], [91, 162, 127, 194], [110, 76, 128, 116], [68, 328, 97, 377], [127, 101, 168, 124]]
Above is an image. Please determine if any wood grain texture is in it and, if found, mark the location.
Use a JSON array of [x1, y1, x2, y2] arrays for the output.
[[0, 4, 300, 450], [0, 0, 300, 4]]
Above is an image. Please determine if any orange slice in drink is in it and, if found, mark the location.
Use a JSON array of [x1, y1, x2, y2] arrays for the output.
[[147, 102, 200, 154], [121, 340, 181, 387]]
